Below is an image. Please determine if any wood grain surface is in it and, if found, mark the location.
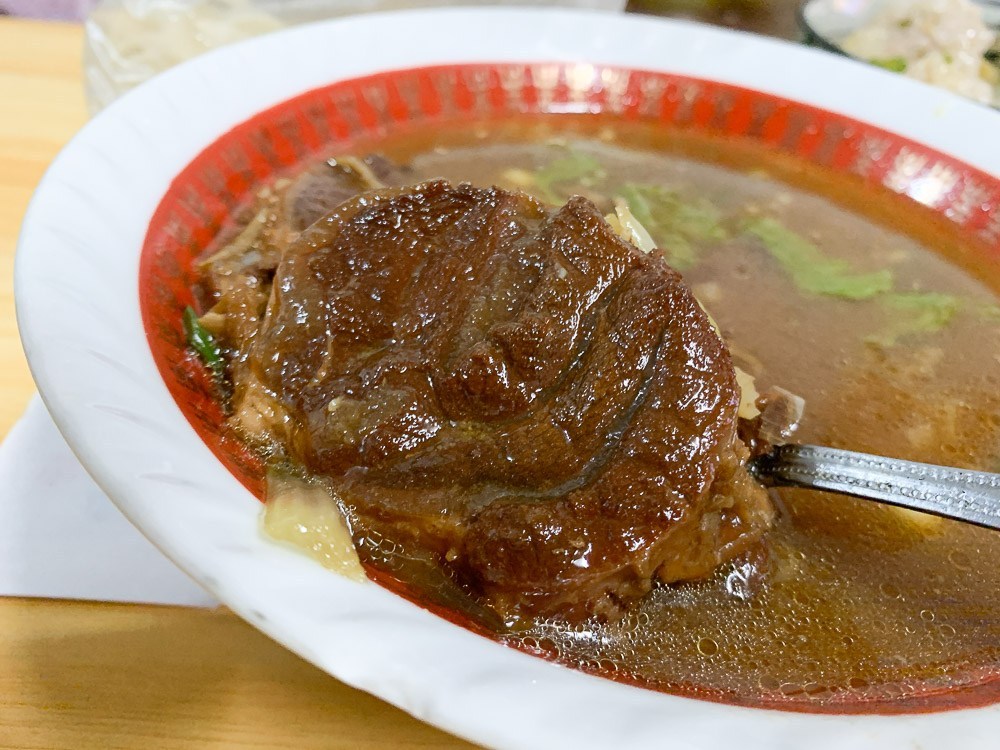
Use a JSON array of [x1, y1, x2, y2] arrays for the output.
[[0, 18, 473, 749]]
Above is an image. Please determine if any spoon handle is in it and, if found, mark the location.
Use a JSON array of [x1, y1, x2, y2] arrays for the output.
[[751, 444, 1000, 530]]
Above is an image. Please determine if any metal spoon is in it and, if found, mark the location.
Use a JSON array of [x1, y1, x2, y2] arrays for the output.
[[750, 444, 1000, 530]]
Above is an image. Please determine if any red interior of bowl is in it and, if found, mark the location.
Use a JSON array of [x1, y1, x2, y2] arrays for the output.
[[139, 62, 1000, 714]]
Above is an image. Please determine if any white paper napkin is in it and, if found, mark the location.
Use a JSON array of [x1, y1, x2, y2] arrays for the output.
[[0, 395, 216, 606]]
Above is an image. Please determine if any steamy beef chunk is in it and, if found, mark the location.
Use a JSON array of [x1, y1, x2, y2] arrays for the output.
[[234, 180, 773, 622], [284, 154, 408, 233], [738, 386, 806, 458], [196, 154, 411, 351]]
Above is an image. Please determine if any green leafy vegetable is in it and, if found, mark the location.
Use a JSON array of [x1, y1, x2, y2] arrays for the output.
[[866, 292, 961, 346], [534, 151, 604, 204], [871, 57, 908, 73], [743, 217, 893, 299], [975, 302, 1000, 323], [183, 306, 225, 378], [616, 183, 727, 269]]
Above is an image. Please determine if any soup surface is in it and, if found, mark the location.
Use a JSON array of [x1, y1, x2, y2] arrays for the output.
[[191, 117, 1000, 711]]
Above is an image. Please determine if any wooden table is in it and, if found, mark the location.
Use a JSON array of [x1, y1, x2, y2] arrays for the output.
[[0, 18, 473, 750]]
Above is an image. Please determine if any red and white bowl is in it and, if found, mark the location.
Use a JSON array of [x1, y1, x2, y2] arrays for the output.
[[15, 8, 1000, 749]]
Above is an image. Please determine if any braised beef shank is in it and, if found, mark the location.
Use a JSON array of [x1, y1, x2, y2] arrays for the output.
[[224, 180, 772, 621]]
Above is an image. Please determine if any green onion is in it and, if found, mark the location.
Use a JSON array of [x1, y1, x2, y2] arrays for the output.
[[975, 301, 1000, 323], [616, 183, 727, 269], [534, 151, 604, 204], [743, 217, 893, 299], [866, 292, 961, 346], [183, 306, 225, 379], [870, 57, 908, 73]]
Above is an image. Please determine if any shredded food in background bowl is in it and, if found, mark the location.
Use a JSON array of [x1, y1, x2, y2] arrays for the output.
[[841, 0, 999, 105]]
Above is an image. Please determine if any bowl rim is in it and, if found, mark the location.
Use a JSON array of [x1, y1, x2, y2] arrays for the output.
[[15, 7, 1000, 749]]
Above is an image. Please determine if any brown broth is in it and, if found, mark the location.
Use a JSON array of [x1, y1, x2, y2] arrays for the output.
[[252, 118, 1000, 710]]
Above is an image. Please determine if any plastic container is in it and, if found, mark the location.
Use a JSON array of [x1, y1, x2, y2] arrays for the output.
[[83, 0, 627, 112]]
